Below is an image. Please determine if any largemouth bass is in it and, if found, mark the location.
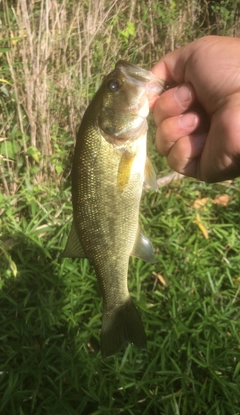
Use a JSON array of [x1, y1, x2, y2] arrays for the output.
[[63, 61, 164, 357]]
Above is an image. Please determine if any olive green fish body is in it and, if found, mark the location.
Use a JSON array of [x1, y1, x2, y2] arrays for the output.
[[63, 61, 164, 356]]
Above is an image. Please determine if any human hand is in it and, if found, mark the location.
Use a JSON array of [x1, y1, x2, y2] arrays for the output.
[[151, 36, 240, 182]]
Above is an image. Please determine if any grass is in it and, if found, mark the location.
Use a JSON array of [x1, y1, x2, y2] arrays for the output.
[[1, 1, 240, 413], [1, 172, 240, 414]]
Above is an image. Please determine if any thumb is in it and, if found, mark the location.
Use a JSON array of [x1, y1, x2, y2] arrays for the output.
[[151, 45, 189, 84]]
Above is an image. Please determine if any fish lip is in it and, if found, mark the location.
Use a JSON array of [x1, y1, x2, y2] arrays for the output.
[[116, 60, 164, 87], [116, 60, 165, 104], [116, 60, 154, 83]]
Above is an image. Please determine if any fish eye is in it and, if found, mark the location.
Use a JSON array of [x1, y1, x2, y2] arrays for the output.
[[107, 79, 120, 92]]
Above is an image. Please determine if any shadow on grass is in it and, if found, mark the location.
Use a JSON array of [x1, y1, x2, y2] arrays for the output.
[[0, 232, 102, 415]]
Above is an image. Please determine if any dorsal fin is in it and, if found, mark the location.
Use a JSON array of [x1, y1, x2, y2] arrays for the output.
[[62, 222, 86, 258], [131, 226, 156, 263]]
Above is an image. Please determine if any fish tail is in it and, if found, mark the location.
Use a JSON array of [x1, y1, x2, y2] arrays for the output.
[[100, 298, 147, 357]]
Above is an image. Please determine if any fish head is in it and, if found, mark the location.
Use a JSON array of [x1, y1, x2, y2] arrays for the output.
[[97, 61, 164, 146]]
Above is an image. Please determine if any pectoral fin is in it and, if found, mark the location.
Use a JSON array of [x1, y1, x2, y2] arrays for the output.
[[131, 227, 156, 263], [62, 221, 86, 258], [117, 151, 135, 193], [144, 157, 158, 191]]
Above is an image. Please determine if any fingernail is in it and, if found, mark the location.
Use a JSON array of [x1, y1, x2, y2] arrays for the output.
[[174, 84, 192, 107], [178, 113, 197, 128]]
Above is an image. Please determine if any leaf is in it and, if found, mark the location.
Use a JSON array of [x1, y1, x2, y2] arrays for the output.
[[126, 21, 135, 37], [233, 362, 240, 379], [27, 146, 41, 163], [193, 197, 209, 209], [0, 78, 12, 86], [198, 222, 209, 239], [11, 31, 22, 45], [0, 47, 11, 53], [10, 260, 17, 277], [212, 194, 231, 206], [0, 140, 21, 160], [193, 213, 209, 239], [193, 194, 231, 209], [118, 21, 135, 41], [153, 271, 167, 287], [233, 277, 240, 285], [55, 164, 63, 174]]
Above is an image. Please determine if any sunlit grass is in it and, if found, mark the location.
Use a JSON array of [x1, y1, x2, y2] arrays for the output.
[[1, 175, 240, 414]]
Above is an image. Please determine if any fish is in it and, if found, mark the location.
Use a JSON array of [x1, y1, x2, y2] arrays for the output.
[[63, 61, 164, 357]]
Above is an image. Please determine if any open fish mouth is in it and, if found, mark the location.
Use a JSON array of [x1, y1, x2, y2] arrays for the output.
[[116, 60, 165, 100]]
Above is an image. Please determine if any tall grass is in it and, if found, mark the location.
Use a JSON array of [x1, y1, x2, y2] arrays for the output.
[[1, 0, 239, 193]]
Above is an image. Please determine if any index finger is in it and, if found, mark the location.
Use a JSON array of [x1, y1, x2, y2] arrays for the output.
[[153, 83, 196, 125]]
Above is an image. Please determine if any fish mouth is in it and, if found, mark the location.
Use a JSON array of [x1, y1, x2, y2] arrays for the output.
[[116, 60, 157, 83], [116, 60, 165, 100]]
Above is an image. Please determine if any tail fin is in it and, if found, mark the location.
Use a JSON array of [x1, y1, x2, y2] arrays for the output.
[[100, 298, 147, 357]]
